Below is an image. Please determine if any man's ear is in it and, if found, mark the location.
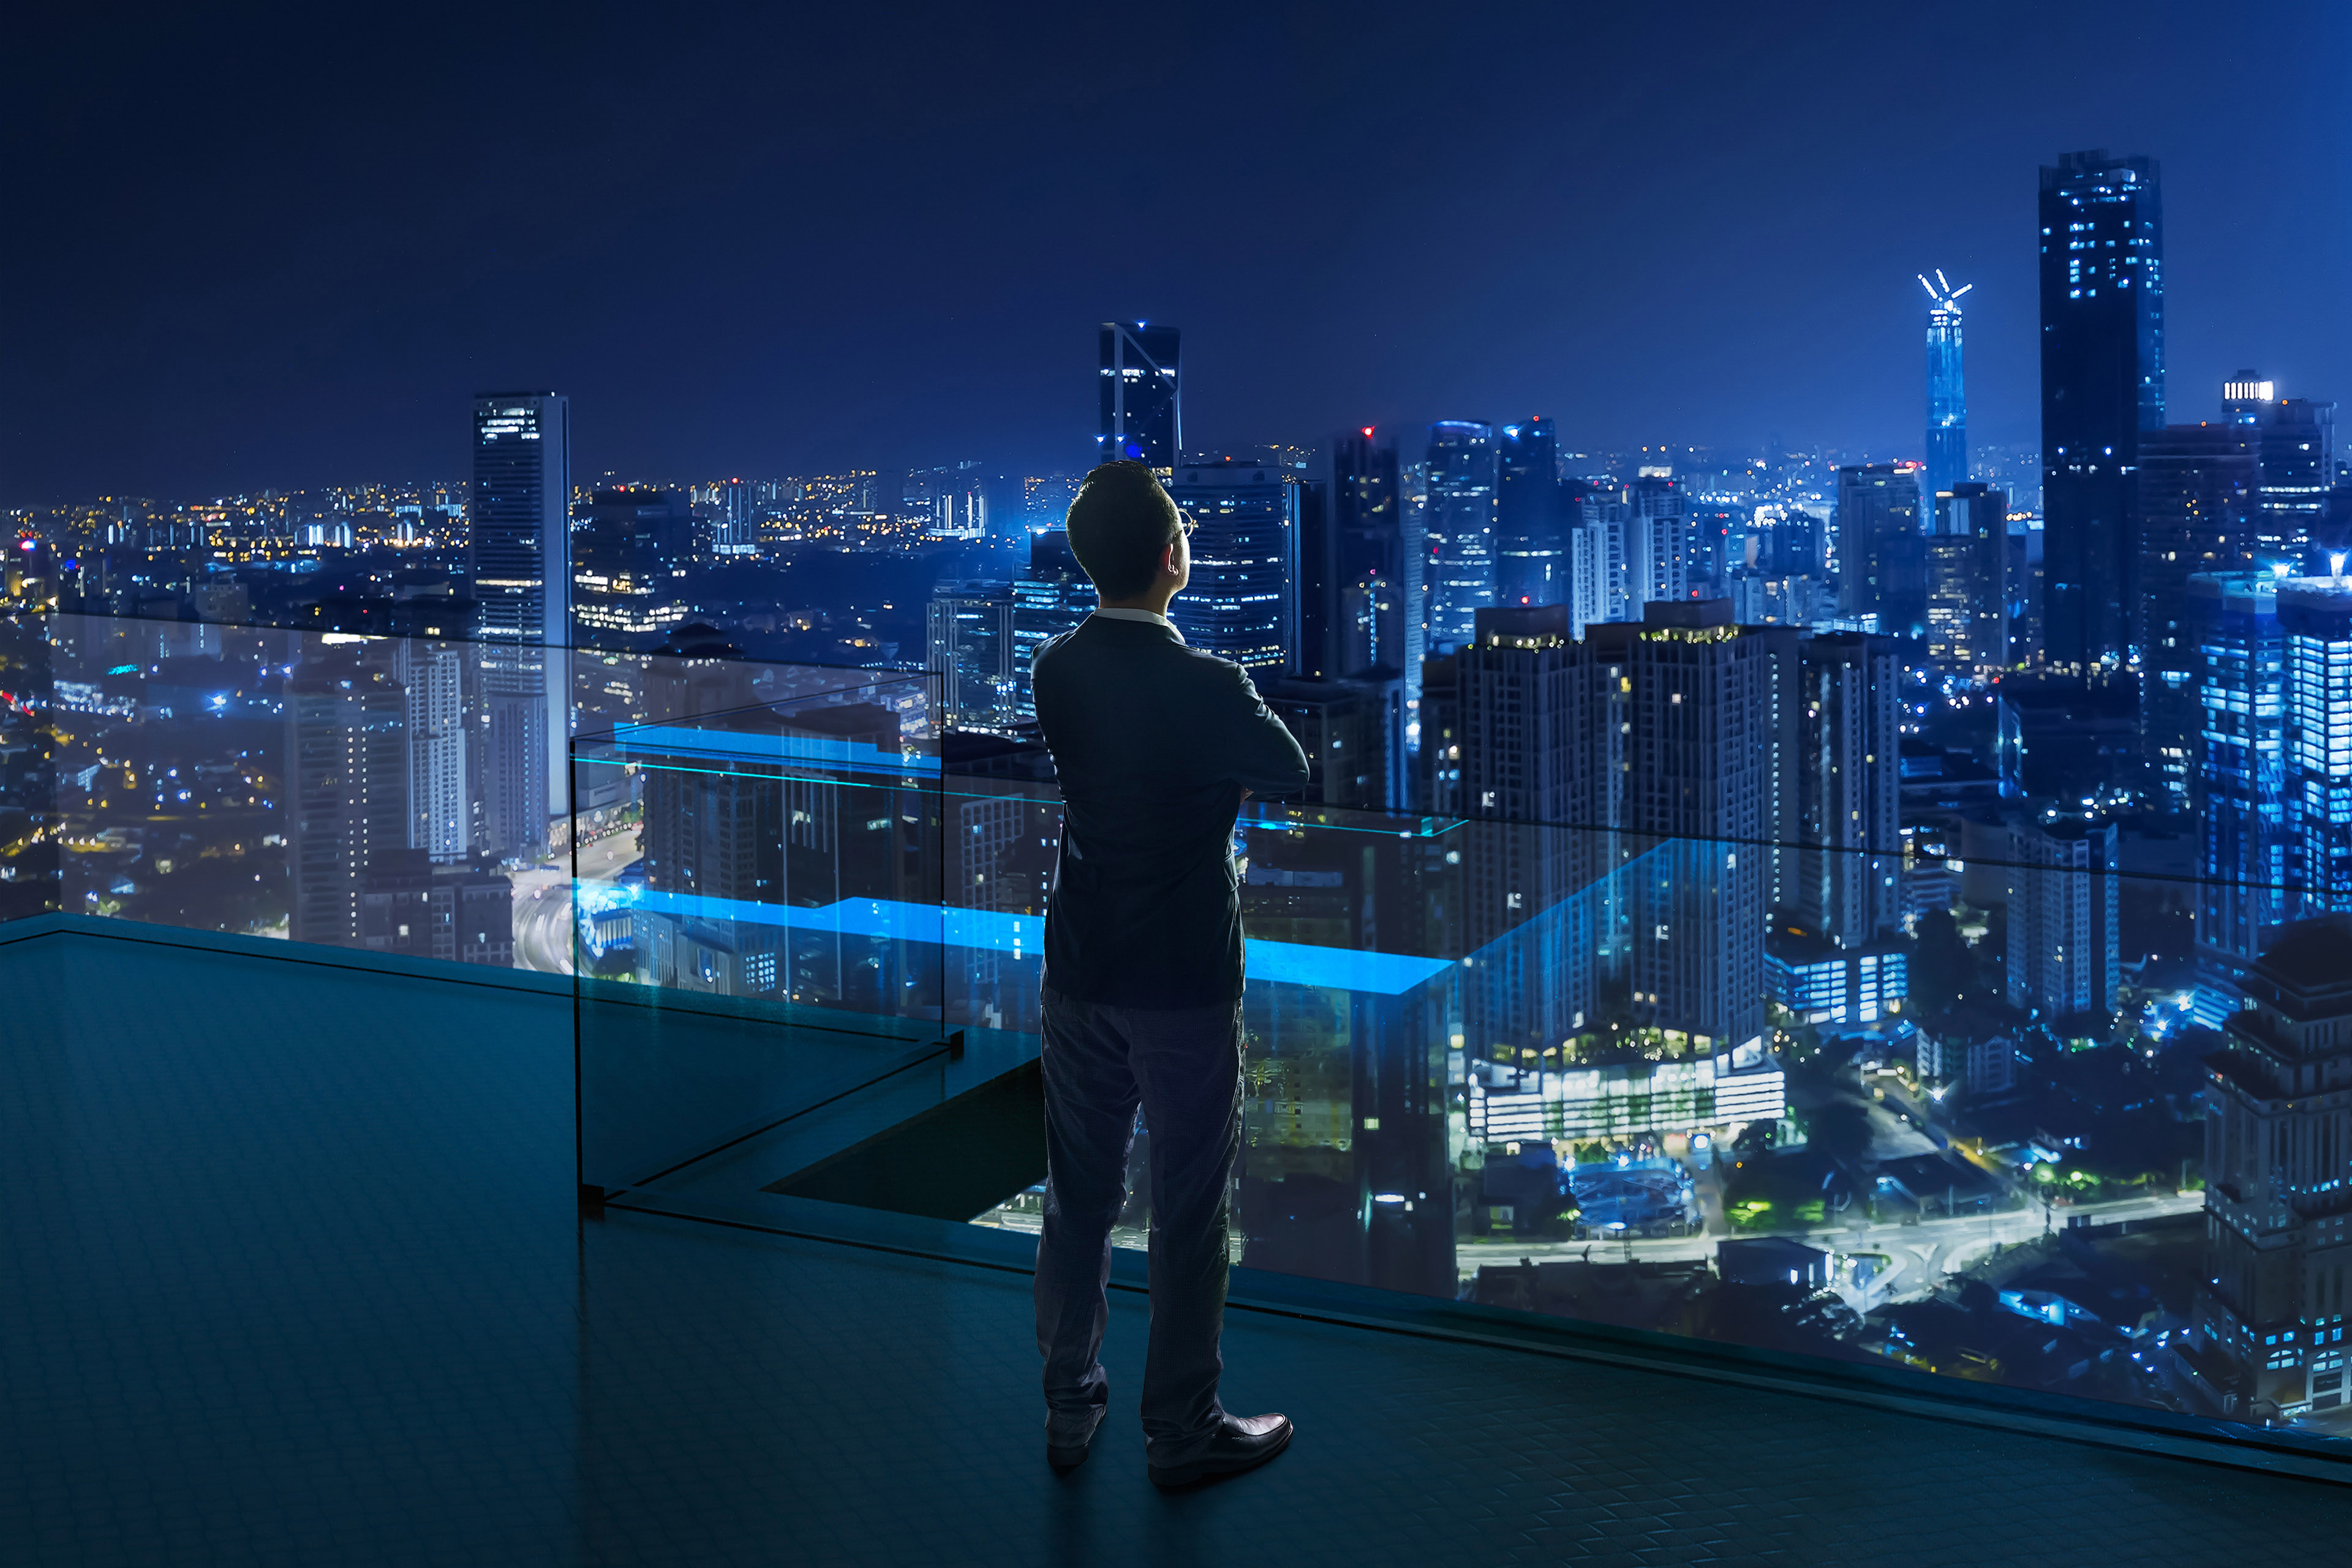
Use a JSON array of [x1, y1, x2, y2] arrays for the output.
[[1160, 542, 1178, 578]]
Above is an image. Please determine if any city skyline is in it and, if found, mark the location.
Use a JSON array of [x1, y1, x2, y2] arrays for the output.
[[9, 4, 2352, 500]]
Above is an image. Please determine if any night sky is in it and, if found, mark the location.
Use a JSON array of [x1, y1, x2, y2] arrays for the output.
[[9, 1, 2350, 501]]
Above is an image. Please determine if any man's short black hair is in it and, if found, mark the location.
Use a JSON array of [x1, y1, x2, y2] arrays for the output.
[[1066, 459, 1178, 598]]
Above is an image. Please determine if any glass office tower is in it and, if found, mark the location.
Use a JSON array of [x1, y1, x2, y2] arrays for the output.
[[2038, 150, 2165, 673], [1097, 322, 1181, 470], [2138, 424, 2259, 809], [1835, 462, 1926, 636], [2222, 375, 2339, 561], [1167, 456, 1300, 672], [1423, 421, 1498, 651], [1329, 428, 1411, 680], [469, 390, 569, 859]]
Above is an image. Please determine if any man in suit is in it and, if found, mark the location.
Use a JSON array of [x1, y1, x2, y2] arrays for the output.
[[1030, 459, 1310, 1487]]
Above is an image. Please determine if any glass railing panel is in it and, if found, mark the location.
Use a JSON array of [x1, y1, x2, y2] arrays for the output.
[[571, 676, 951, 1207], [32, 609, 911, 966], [940, 786, 2343, 1445]]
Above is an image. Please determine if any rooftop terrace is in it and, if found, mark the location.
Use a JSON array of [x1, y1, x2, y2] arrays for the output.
[[4, 917, 2346, 1566]]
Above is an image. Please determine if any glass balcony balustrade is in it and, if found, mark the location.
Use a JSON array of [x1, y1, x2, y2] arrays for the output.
[[4, 603, 2350, 1453]]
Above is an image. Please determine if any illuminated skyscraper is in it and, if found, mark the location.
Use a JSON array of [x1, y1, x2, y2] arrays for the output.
[[2039, 150, 2165, 671], [469, 391, 569, 858], [2281, 579, 2352, 913], [2223, 374, 2339, 560], [1768, 631, 1906, 1027], [393, 639, 470, 863], [1494, 418, 1566, 608], [286, 657, 409, 946], [2005, 812, 2120, 1027], [1097, 322, 1180, 470], [573, 487, 690, 639], [1423, 421, 1497, 650], [1921, 271, 1971, 504], [1167, 456, 1299, 672], [1627, 473, 1688, 609], [1925, 483, 2010, 679]]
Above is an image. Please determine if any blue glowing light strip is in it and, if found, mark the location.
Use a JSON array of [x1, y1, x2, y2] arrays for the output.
[[583, 725, 941, 778], [603, 887, 1453, 997]]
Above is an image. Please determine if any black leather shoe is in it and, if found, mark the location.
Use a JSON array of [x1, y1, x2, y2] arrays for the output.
[[1046, 1406, 1106, 1471], [1147, 1413, 1294, 1487]]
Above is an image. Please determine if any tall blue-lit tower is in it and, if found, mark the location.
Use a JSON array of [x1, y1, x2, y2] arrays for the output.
[[1921, 271, 1970, 505]]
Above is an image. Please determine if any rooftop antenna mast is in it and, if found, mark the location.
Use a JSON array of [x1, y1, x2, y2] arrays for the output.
[[1918, 271, 1974, 311]]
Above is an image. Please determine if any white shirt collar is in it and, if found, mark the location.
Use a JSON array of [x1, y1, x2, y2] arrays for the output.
[[1091, 607, 1183, 643]]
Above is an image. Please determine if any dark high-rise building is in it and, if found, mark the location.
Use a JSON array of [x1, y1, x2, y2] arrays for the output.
[[1167, 456, 1300, 673], [1097, 322, 1181, 470], [1329, 428, 1410, 680], [1455, 605, 1613, 1069], [2138, 425, 2258, 808], [1494, 418, 1567, 608], [1259, 674, 1403, 813], [1007, 528, 1099, 723], [2039, 150, 2165, 672], [360, 849, 514, 967], [1768, 631, 1906, 1027], [1925, 483, 2011, 679], [2190, 919, 2352, 1421], [1423, 421, 1498, 651], [2223, 375, 2339, 561], [573, 487, 691, 639], [470, 393, 571, 649], [1835, 463, 1926, 636], [2005, 812, 2120, 1028], [470, 391, 570, 859], [1921, 271, 1971, 505]]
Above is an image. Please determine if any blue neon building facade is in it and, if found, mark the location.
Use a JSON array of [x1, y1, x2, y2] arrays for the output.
[[2187, 571, 2288, 1022], [2282, 580, 2352, 914]]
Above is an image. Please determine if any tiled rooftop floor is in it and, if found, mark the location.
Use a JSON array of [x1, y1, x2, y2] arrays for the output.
[[3, 922, 2344, 1566]]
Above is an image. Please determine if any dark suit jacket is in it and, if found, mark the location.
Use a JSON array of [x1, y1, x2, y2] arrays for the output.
[[1033, 613, 1311, 1009]]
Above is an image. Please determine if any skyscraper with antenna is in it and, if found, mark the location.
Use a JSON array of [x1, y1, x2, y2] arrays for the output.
[[1921, 270, 1971, 505]]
